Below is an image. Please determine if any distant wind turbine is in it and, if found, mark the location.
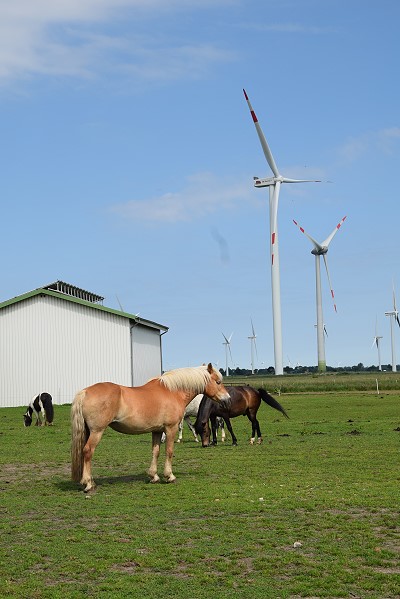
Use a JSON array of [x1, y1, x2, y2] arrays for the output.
[[248, 319, 258, 374], [371, 317, 383, 371], [243, 89, 321, 375], [222, 332, 233, 376], [293, 216, 347, 372], [385, 284, 400, 372]]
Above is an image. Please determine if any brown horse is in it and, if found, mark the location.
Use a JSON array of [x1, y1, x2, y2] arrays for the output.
[[71, 363, 229, 492], [194, 386, 288, 447]]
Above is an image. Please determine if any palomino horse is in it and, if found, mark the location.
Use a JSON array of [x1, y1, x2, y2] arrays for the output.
[[194, 386, 288, 447], [177, 394, 225, 443], [23, 393, 54, 427], [71, 363, 229, 492]]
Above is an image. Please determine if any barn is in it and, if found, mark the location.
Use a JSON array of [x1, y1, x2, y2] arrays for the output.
[[0, 281, 168, 408]]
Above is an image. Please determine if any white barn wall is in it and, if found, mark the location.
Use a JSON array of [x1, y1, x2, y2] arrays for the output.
[[1, 295, 132, 407], [131, 324, 163, 386]]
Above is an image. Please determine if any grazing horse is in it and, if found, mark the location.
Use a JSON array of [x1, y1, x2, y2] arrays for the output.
[[23, 393, 54, 427], [71, 363, 230, 492], [194, 386, 288, 447], [177, 394, 225, 443]]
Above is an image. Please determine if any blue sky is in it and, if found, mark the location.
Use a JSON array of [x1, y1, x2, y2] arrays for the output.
[[1, 0, 399, 372]]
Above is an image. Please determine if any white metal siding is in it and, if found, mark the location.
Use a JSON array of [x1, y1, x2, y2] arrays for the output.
[[0, 295, 132, 407], [131, 324, 162, 386]]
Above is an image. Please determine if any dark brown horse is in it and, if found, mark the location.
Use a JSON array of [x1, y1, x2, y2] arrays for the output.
[[194, 386, 288, 447]]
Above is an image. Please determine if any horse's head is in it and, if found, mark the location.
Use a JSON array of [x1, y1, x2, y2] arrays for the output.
[[204, 363, 230, 403], [23, 412, 32, 427]]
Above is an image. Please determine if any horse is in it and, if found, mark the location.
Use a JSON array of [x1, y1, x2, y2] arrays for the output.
[[194, 386, 288, 447], [71, 363, 230, 492], [177, 394, 225, 443], [23, 393, 54, 427]]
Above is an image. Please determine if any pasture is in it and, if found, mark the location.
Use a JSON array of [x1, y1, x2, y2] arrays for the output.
[[1, 379, 399, 598]]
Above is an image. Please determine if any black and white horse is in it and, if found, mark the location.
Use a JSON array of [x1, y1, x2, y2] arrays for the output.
[[23, 393, 54, 427]]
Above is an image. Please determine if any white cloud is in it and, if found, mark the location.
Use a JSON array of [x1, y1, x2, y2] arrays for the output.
[[111, 172, 255, 223], [338, 127, 400, 164], [0, 0, 235, 84]]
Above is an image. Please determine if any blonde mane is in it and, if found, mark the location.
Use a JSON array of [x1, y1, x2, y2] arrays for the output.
[[158, 364, 221, 394]]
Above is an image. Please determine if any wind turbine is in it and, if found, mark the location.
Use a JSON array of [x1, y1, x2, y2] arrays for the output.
[[248, 319, 258, 374], [293, 216, 346, 372], [243, 89, 321, 375], [222, 332, 233, 376], [371, 317, 383, 371], [385, 284, 400, 372]]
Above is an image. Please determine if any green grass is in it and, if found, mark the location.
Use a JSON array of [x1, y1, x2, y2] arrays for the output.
[[1, 386, 399, 598]]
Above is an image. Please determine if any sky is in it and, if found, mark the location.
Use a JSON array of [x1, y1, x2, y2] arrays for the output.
[[1, 0, 399, 372]]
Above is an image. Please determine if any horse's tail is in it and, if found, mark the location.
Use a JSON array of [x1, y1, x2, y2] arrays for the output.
[[258, 388, 289, 419], [71, 390, 88, 482], [42, 393, 54, 424]]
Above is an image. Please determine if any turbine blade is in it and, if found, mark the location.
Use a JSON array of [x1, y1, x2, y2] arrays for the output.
[[282, 177, 321, 184], [293, 219, 322, 250], [228, 344, 233, 361], [222, 332, 229, 344], [254, 338, 258, 359], [243, 89, 280, 178], [322, 254, 337, 312], [251, 318, 255, 337], [321, 216, 347, 247]]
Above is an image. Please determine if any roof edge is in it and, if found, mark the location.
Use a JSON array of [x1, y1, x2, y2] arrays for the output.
[[0, 288, 168, 332]]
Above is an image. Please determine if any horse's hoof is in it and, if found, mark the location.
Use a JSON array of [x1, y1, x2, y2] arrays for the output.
[[165, 476, 176, 484], [250, 438, 255, 445], [149, 475, 160, 484], [257, 438, 263, 445]]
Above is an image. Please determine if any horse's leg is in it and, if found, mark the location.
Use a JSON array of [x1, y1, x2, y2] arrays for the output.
[[163, 425, 179, 483], [248, 411, 262, 445], [210, 415, 218, 445], [220, 420, 226, 443], [255, 417, 263, 444], [81, 430, 104, 492], [186, 417, 199, 442], [224, 417, 238, 446], [148, 432, 162, 483], [177, 419, 184, 443]]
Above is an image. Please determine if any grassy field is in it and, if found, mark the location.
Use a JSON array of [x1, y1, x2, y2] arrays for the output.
[[1, 376, 399, 598]]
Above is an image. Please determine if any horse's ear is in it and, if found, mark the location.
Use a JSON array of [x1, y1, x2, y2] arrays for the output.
[[207, 363, 213, 374]]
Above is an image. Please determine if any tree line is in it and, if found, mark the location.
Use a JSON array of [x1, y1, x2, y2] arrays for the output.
[[220, 363, 397, 376]]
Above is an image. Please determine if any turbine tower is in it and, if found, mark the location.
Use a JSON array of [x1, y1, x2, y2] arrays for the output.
[[293, 216, 346, 372], [248, 319, 258, 374], [385, 285, 400, 372], [372, 318, 383, 371], [222, 332, 233, 376], [243, 89, 321, 375]]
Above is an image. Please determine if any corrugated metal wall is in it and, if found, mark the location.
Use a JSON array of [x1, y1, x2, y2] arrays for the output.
[[131, 324, 162, 386], [0, 295, 133, 407]]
